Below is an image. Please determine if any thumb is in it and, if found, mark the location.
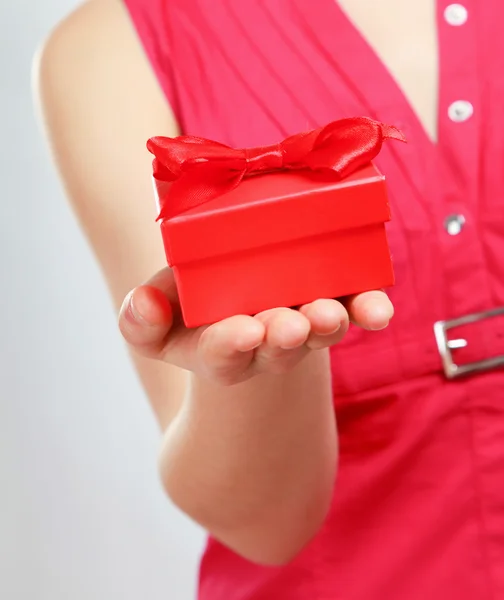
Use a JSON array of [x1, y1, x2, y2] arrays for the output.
[[119, 283, 174, 357]]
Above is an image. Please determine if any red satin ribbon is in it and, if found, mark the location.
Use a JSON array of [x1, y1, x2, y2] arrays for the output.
[[147, 117, 406, 220]]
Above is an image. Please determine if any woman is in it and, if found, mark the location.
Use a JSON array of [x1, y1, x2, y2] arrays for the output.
[[35, 0, 504, 598]]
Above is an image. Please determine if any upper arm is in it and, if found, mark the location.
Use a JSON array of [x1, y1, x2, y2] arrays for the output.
[[34, 0, 187, 429]]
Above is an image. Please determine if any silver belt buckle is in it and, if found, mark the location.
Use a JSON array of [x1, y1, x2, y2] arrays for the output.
[[434, 307, 504, 379]]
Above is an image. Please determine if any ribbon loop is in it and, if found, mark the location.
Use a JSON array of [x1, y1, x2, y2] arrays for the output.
[[148, 117, 406, 220]]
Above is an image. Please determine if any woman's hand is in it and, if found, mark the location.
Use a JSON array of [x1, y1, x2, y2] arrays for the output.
[[119, 267, 394, 386]]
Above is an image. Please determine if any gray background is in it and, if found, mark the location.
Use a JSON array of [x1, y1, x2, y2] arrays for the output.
[[0, 2, 204, 599]]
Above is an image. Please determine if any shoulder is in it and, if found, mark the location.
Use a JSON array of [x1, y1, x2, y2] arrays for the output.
[[34, 0, 178, 183], [35, 0, 158, 109], [35, 0, 179, 143], [37, 0, 132, 71], [33, 0, 178, 280]]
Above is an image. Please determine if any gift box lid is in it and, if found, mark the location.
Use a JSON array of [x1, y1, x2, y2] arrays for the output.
[[159, 163, 390, 266]]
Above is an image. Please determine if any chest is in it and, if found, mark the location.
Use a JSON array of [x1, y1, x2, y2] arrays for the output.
[[336, 0, 439, 141]]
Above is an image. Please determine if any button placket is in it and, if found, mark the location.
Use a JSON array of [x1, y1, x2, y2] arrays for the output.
[[435, 1, 486, 316], [442, 3, 474, 129], [440, 4, 473, 241]]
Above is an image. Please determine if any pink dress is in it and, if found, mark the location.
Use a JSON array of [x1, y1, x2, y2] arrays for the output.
[[124, 1, 504, 598]]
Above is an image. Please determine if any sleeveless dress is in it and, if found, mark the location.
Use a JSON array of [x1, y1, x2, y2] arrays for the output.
[[124, 1, 504, 598]]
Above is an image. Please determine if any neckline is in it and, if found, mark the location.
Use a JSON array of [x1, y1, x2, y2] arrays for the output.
[[291, 0, 445, 205], [302, 0, 438, 150]]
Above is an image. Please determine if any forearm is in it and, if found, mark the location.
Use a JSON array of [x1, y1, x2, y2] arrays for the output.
[[159, 349, 337, 565]]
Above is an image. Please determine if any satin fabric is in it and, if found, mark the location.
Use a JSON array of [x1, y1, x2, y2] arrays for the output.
[[148, 117, 404, 218]]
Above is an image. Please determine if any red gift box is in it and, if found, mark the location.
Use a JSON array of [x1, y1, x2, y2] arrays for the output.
[[148, 118, 405, 328]]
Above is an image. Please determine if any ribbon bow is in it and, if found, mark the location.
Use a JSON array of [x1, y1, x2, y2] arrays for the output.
[[147, 117, 406, 220]]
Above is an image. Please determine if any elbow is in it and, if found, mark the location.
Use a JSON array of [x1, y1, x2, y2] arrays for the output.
[[245, 456, 337, 566], [162, 462, 333, 566], [159, 427, 336, 567], [246, 534, 321, 568], [241, 492, 333, 567]]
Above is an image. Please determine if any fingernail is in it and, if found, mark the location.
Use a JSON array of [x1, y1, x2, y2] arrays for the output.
[[279, 340, 305, 350], [369, 319, 390, 331], [128, 292, 146, 324], [370, 324, 387, 331], [324, 323, 341, 335], [238, 340, 262, 353]]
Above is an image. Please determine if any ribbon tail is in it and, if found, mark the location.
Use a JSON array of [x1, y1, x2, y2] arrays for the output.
[[380, 123, 407, 143]]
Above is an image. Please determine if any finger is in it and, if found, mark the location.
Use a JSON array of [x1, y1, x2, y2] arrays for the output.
[[197, 315, 265, 384], [299, 299, 349, 349], [253, 308, 311, 374], [118, 285, 174, 355], [141, 266, 183, 319], [255, 307, 311, 349], [343, 290, 394, 331], [142, 266, 178, 301]]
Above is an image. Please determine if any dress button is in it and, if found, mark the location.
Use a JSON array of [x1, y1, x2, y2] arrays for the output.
[[448, 100, 473, 122], [444, 4, 468, 26], [444, 214, 465, 236]]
